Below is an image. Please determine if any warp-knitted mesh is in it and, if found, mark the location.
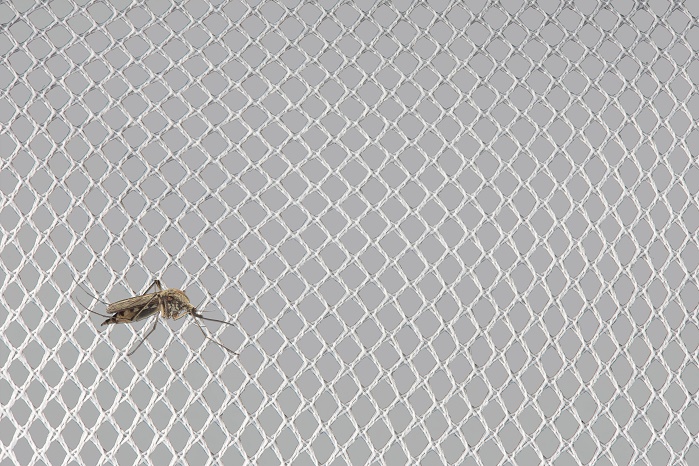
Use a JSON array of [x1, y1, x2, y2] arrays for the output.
[[1, 1, 698, 465]]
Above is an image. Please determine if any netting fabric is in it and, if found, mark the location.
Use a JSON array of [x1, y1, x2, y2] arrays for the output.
[[1, 0, 699, 465]]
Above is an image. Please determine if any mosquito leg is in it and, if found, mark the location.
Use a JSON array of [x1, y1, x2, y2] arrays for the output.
[[141, 280, 163, 296], [171, 309, 189, 320], [127, 317, 159, 356]]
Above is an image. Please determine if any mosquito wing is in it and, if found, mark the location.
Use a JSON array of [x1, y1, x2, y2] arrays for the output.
[[102, 292, 162, 325], [106, 292, 160, 314]]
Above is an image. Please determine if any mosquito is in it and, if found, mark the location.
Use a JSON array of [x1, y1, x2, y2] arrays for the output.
[[75, 279, 238, 356]]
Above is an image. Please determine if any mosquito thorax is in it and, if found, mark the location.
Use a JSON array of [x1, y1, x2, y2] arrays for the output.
[[164, 289, 190, 303]]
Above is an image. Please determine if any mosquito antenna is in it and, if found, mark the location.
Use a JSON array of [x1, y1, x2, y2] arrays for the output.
[[190, 312, 238, 355], [75, 295, 112, 318], [127, 317, 159, 356]]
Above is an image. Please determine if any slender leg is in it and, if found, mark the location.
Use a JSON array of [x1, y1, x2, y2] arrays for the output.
[[141, 280, 163, 296], [127, 317, 159, 356], [171, 309, 189, 320]]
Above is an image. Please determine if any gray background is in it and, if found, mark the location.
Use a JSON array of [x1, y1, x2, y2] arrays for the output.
[[1, 0, 699, 465]]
